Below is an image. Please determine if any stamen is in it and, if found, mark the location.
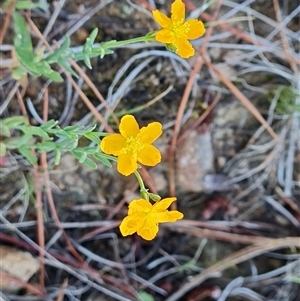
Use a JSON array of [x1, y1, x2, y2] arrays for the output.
[[172, 20, 190, 38], [123, 136, 144, 155]]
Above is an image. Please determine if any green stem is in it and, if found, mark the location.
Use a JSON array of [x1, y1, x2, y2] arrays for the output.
[[134, 170, 148, 201], [101, 36, 148, 49], [99, 154, 148, 201]]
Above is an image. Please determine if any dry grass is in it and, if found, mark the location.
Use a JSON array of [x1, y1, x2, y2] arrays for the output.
[[0, 0, 299, 300]]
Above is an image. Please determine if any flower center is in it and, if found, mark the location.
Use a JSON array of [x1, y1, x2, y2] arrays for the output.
[[123, 136, 144, 155], [172, 19, 190, 38]]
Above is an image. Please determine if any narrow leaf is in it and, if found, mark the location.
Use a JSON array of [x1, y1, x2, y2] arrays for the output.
[[36, 60, 63, 82], [93, 153, 112, 167], [19, 145, 37, 165], [13, 13, 41, 76], [5, 134, 33, 149], [40, 119, 58, 131], [54, 149, 61, 165], [71, 149, 84, 160], [0, 121, 11, 137], [84, 132, 100, 144], [82, 157, 97, 169], [0, 142, 6, 156], [21, 125, 51, 140], [36, 141, 57, 152], [138, 292, 155, 301], [3, 116, 27, 128], [15, 0, 49, 11], [79, 152, 87, 163]]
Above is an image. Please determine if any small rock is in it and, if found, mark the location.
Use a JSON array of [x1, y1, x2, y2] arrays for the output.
[[210, 63, 237, 82], [176, 129, 215, 192], [0, 245, 39, 292], [212, 100, 259, 158], [214, 101, 257, 128]]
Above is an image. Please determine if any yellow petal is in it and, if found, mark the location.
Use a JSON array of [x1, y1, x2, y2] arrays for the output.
[[117, 153, 138, 176], [119, 115, 139, 138], [171, 0, 185, 22], [128, 199, 152, 215], [138, 122, 162, 144], [119, 215, 144, 237], [155, 211, 184, 223], [153, 197, 177, 211], [100, 134, 126, 156], [174, 38, 195, 58], [137, 219, 159, 240], [152, 10, 172, 28], [155, 28, 176, 44], [137, 145, 161, 167], [186, 19, 206, 39]]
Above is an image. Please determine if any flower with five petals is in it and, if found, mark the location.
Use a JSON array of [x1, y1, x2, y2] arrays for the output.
[[100, 115, 162, 176], [152, 0, 206, 58], [119, 197, 184, 240]]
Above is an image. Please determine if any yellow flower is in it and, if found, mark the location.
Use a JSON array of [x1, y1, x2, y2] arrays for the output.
[[152, 0, 206, 58], [100, 115, 162, 176], [119, 197, 183, 240]]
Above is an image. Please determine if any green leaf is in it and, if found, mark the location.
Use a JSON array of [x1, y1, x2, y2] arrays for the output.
[[13, 13, 41, 76], [83, 55, 92, 69], [84, 132, 100, 144], [15, 0, 40, 9], [63, 125, 82, 132], [40, 119, 58, 131], [13, 12, 62, 81], [82, 28, 99, 68], [57, 59, 78, 78], [37, 0, 49, 11], [79, 152, 87, 163], [36, 141, 57, 152], [21, 125, 51, 140], [71, 128, 97, 136], [53, 130, 73, 140], [43, 69, 63, 82], [86, 28, 98, 45], [138, 292, 155, 301], [93, 152, 112, 167], [54, 149, 61, 165], [15, 0, 49, 11], [71, 150, 97, 169], [78, 147, 94, 154], [71, 149, 82, 159], [13, 12, 33, 53], [36, 60, 63, 82], [5, 134, 33, 149], [76, 125, 97, 133], [71, 149, 85, 161], [0, 142, 6, 156], [45, 36, 72, 64], [12, 65, 28, 82], [64, 124, 96, 135], [19, 145, 37, 165], [33, 46, 45, 63], [56, 138, 78, 150], [3, 116, 27, 128], [0, 121, 11, 137], [82, 156, 97, 169], [44, 36, 78, 79]]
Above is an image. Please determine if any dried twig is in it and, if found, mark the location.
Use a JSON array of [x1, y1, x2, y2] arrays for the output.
[[165, 237, 300, 301]]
